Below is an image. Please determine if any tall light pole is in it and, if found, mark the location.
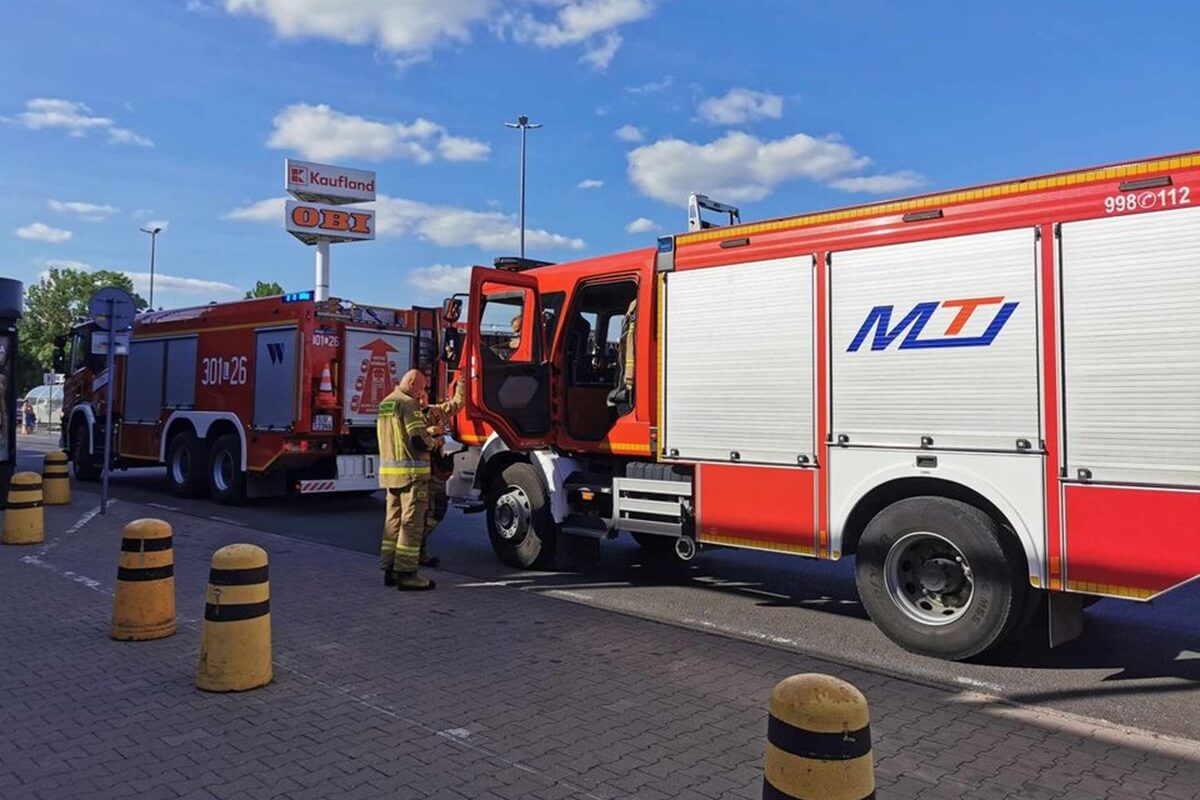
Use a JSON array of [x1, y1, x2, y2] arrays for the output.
[[505, 114, 542, 259], [139, 226, 162, 309]]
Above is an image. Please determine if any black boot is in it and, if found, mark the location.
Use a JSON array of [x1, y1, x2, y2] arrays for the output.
[[396, 572, 436, 591], [419, 555, 441, 568], [383, 570, 397, 587]]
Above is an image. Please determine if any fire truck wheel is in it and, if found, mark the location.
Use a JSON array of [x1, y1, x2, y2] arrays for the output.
[[486, 462, 557, 570], [855, 496, 1028, 662], [166, 431, 208, 497], [208, 434, 246, 505], [70, 423, 101, 482]]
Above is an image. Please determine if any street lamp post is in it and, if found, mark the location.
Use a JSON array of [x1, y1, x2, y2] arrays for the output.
[[504, 115, 542, 259], [139, 226, 162, 309]]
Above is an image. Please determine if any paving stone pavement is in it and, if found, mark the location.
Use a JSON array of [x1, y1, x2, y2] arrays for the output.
[[2, 498, 1199, 800]]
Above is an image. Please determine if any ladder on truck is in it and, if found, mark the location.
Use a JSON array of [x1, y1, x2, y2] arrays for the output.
[[687, 192, 741, 232]]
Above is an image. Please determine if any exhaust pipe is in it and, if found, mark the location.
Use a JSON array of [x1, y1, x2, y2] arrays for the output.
[[674, 536, 697, 561]]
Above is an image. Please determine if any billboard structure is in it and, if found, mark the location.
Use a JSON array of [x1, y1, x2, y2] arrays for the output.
[[0, 278, 22, 497], [284, 159, 376, 301]]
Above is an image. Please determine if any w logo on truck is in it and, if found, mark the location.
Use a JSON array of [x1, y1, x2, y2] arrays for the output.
[[848, 296, 1019, 352], [266, 342, 287, 364]]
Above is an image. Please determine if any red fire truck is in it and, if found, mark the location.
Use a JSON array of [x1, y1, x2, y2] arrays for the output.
[[448, 149, 1200, 661], [58, 292, 445, 504]]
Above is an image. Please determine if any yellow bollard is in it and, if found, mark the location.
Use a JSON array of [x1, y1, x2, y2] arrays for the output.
[[42, 451, 71, 505], [196, 543, 272, 692], [2, 472, 44, 545], [762, 674, 875, 800], [110, 519, 176, 641]]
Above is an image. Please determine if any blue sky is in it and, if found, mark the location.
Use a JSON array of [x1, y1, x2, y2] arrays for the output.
[[3, 1, 1200, 309]]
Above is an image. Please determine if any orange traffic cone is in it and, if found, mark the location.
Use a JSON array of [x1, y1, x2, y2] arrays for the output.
[[316, 363, 337, 408]]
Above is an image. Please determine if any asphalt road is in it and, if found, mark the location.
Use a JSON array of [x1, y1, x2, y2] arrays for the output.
[[14, 435, 1200, 740]]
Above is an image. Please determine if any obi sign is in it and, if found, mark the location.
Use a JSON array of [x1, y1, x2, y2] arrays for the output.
[[285, 200, 375, 245]]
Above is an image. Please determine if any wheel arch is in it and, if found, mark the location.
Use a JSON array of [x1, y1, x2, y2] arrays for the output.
[[837, 475, 1036, 583]]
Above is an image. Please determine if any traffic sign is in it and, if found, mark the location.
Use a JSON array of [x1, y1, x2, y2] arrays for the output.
[[91, 331, 131, 355], [88, 287, 136, 332]]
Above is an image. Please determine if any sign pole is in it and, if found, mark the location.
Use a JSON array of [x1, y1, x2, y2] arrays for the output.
[[101, 299, 116, 515], [315, 239, 331, 302]]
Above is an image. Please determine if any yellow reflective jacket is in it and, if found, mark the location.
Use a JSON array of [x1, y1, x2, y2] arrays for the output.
[[376, 387, 434, 489]]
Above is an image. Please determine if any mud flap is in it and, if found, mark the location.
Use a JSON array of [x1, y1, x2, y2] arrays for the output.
[[1048, 591, 1084, 648]]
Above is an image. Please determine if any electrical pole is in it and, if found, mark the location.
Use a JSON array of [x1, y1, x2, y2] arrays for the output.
[[505, 115, 542, 259]]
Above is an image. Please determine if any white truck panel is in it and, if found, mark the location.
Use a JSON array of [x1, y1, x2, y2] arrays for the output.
[[664, 255, 815, 465], [1061, 205, 1200, 486], [827, 447, 1047, 584], [342, 328, 414, 427], [831, 228, 1040, 450]]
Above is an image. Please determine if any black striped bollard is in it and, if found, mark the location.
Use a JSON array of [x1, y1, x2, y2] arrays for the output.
[[196, 543, 272, 692], [110, 519, 176, 640], [2, 472, 44, 545], [42, 451, 71, 505], [763, 673, 874, 800]]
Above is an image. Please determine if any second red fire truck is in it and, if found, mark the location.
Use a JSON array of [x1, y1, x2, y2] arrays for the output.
[[446, 149, 1200, 661], [58, 292, 446, 504]]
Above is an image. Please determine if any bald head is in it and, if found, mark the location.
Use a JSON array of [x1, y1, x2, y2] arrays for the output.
[[398, 369, 427, 399]]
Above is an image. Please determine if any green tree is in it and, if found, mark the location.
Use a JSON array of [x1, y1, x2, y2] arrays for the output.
[[245, 280, 284, 299], [20, 268, 146, 390]]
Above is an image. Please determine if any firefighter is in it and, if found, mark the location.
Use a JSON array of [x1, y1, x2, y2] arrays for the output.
[[607, 297, 636, 416], [420, 378, 466, 567], [376, 369, 440, 591]]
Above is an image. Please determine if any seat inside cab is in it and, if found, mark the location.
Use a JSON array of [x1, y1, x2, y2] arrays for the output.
[[560, 279, 638, 441]]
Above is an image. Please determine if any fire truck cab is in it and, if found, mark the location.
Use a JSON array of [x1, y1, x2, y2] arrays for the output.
[[451, 150, 1200, 661]]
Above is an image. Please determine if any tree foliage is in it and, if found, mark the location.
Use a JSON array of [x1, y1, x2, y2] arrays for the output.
[[20, 268, 146, 390], [245, 280, 284, 299]]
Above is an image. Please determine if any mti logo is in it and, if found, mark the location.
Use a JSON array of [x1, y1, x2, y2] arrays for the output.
[[848, 296, 1018, 352]]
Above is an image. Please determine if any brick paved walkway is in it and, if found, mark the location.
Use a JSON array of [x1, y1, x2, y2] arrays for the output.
[[2, 499, 1199, 799]]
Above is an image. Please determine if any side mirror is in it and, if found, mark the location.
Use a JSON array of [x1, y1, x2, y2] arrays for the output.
[[52, 347, 66, 373], [442, 296, 463, 323]]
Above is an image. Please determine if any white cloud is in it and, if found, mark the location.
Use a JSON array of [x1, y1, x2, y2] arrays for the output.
[[107, 127, 154, 147], [226, 0, 651, 70], [225, 198, 285, 222], [124, 271, 241, 300], [627, 131, 875, 203], [698, 88, 784, 125], [579, 32, 621, 71], [267, 103, 489, 164], [407, 264, 473, 295], [227, 194, 586, 252], [8, 98, 152, 147], [438, 135, 492, 162], [15, 222, 73, 243], [577, 178, 604, 189], [828, 170, 926, 194], [48, 200, 118, 221], [625, 217, 658, 233], [614, 124, 643, 142], [626, 76, 672, 94]]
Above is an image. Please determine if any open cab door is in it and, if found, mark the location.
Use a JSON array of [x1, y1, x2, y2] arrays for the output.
[[466, 266, 554, 449]]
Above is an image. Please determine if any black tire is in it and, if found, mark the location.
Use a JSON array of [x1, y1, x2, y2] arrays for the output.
[[207, 434, 246, 505], [486, 461, 557, 570], [855, 496, 1028, 661], [166, 430, 207, 497], [71, 422, 101, 482]]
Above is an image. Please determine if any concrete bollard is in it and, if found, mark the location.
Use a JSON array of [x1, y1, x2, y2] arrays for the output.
[[42, 451, 71, 505], [110, 519, 176, 640], [762, 673, 875, 800], [2, 472, 44, 545], [196, 543, 272, 692]]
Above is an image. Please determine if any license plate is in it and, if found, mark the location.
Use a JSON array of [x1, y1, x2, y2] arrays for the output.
[[312, 414, 334, 432]]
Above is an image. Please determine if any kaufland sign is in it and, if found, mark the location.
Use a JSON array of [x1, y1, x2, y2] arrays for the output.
[[285, 159, 376, 205]]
